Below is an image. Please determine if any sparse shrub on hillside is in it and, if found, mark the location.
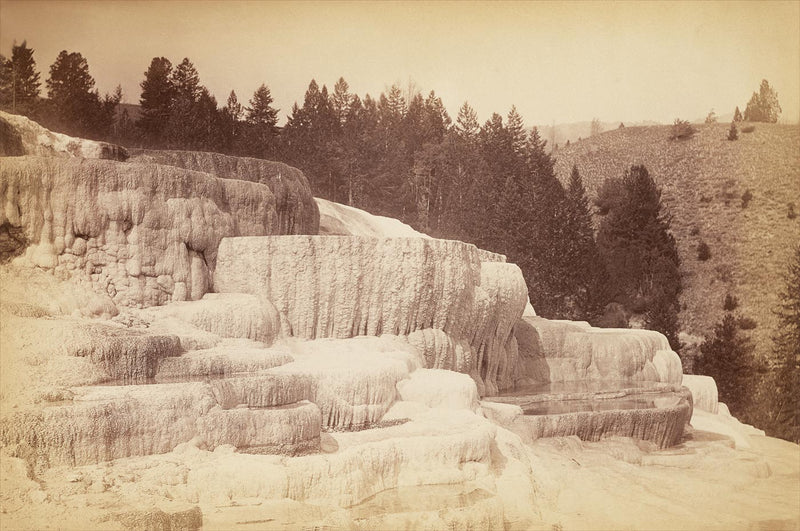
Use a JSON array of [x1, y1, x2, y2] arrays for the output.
[[738, 316, 757, 330], [670, 119, 696, 140], [741, 189, 753, 208], [727, 121, 738, 141], [697, 241, 711, 261], [741, 125, 755, 133], [705, 109, 717, 124], [694, 313, 756, 416], [619, 122, 625, 129], [788, 203, 797, 219], [733, 106, 743, 122], [723, 294, 739, 311]]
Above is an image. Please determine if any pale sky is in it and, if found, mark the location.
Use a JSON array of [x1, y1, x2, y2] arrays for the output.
[[1, 1, 798, 126]]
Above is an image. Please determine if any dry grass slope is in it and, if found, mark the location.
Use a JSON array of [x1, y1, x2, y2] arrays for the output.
[[554, 122, 800, 365]]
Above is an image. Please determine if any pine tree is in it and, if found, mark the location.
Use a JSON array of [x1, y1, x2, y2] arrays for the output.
[[769, 245, 800, 442], [596, 165, 681, 349], [170, 58, 201, 102], [138, 57, 174, 145], [695, 313, 756, 415], [733, 106, 743, 122], [45, 50, 111, 138], [221, 90, 243, 153], [506, 105, 527, 158], [455, 101, 479, 142], [244, 83, 279, 158], [563, 165, 613, 320], [331, 77, 352, 126], [0, 41, 41, 114]]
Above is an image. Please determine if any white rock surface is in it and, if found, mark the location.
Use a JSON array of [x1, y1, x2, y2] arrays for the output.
[[0, 111, 128, 160], [397, 368, 480, 411], [682, 373, 719, 413], [215, 236, 528, 394], [516, 316, 683, 384], [316, 197, 430, 238]]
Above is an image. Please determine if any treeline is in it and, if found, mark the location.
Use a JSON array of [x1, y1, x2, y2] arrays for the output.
[[1, 42, 682, 340]]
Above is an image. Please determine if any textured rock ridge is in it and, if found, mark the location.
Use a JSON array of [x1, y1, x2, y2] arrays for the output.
[[130, 149, 319, 235], [515, 316, 683, 384], [0, 156, 317, 307], [214, 235, 528, 394], [0, 111, 128, 160]]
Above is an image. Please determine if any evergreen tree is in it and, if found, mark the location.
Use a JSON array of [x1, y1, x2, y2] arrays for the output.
[[163, 57, 204, 148], [596, 165, 681, 349], [0, 41, 41, 114], [733, 106, 743, 122], [331, 77, 352, 126], [170, 58, 201, 102], [769, 245, 800, 442], [455, 101, 479, 141], [244, 83, 279, 158], [744, 79, 782, 123], [506, 106, 527, 159], [695, 313, 756, 416], [138, 57, 174, 145], [563, 165, 613, 320], [45, 50, 113, 138], [221, 90, 243, 153]]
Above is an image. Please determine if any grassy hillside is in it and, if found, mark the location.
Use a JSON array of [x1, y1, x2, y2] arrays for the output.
[[553, 122, 800, 367]]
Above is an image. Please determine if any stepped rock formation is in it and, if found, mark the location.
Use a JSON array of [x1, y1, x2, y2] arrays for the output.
[[214, 235, 528, 394], [2, 116, 798, 530]]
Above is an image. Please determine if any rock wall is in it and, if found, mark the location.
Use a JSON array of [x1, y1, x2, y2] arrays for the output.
[[130, 149, 319, 235], [214, 235, 528, 394], [0, 156, 318, 307]]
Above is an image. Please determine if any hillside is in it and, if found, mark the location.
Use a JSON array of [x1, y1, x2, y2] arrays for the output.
[[553, 122, 800, 367]]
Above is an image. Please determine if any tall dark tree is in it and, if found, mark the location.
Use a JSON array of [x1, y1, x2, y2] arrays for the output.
[[695, 313, 756, 416], [596, 165, 681, 349], [562, 165, 612, 320], [138, 57, 174, 145], [768, 245, 800, 442], [163, 57, 204, 148], [45, 50, 114, 138], [244, 83, 279, 158], [220, 89, 243, 153], [455, 101, 479, 141], [0, 41, 41, 114]]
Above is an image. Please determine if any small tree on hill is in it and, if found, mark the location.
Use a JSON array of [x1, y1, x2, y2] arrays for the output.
[[670, 118, 696, 140], [744, 79, 781, 123], [694, 312, 756, 415], [705, 109, 717, 124], [727, 121, 738, 140], [733, 106, 743, 122]]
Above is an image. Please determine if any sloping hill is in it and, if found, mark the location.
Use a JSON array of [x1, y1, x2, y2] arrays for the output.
[[553, 122, 800, 366]]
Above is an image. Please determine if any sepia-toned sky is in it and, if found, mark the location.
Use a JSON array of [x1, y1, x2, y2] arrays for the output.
[[1, 0, 798, 126]]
